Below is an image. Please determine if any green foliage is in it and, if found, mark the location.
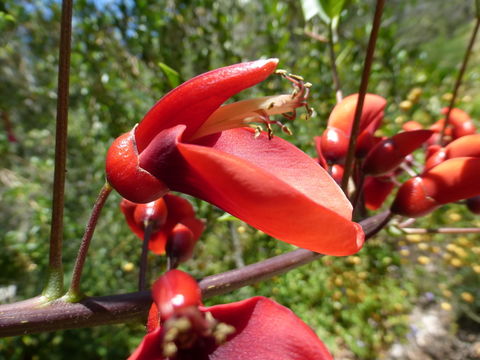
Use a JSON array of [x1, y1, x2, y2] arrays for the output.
[[0, 0, 479, 358]]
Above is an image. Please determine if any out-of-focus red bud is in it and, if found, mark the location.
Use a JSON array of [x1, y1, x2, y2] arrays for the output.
[[363, 176, 395, 210], [356, 132, 383, 159], [425, 134, 480, 171], [466, 195, 480, 214], [166, 224, 196, 266], [402, 120, 423, 132], [320, 127, 349, 162], [441, 107, 476, 139], [321, 93, 386, 163], [133, 199, 168, 230], [392, 157, 480, 217], [330, 164, 344, 185], [363, 130, 432, 176], [152, 270, 202, 322]]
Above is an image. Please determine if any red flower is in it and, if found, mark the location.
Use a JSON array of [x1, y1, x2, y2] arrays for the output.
[[129, 270, 334, 360], [120, 194, 204, 255], [107, 59, 364, 255]]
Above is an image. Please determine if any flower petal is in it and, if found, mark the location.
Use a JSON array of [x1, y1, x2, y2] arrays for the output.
[[135, 59, 279, 152], [139, 126, 364, 255], [206, 297, 333, 360]]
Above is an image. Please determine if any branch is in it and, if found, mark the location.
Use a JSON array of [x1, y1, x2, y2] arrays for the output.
[[0, 212, 389, 337], [45, 0, 73, 299], [341, 0, 385, 192], [401, 227, 480, 234], [439, 16, 480, 145]]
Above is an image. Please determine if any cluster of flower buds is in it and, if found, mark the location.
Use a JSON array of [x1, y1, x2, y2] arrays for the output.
[[128, 270, 334, 360], [120, 194, 204, 266], [316, 94, 480, 216]]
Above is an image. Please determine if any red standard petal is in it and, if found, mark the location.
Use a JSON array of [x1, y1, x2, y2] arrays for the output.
[[205, 297, 333, 360], [139, 126, 364, 256], [135, 59, 279, 152]]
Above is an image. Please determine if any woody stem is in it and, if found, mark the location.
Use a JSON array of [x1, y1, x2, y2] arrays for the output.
[[341, 0, 385, 193], [67, 183, 113, 301], [439, 16, 480, 145], [139, 222, 154, 291], [44, 0, 73, 300]]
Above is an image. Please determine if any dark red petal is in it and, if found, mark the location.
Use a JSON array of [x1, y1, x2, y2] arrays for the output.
[[166, 223, 196, 264], [140, 126, 364, 256], [205, 297, 333, 360], [135, 59, 279, 152]]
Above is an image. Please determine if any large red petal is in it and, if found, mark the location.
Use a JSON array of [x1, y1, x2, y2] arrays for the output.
[[135, 59, 279, 152], [205, 297, 333, 360], [139, 126, 364, 255]]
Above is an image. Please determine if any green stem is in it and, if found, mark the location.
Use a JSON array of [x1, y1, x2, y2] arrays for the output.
[[439, 16, 480, 145], [44, 0, 74, 300], [340, 0, 385, 194], [66, 183, 113, 301]]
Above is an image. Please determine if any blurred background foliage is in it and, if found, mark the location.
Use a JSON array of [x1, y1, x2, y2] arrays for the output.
[[0, 0, 479, 358]]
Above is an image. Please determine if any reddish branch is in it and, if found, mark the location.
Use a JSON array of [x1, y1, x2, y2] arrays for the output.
[[439, 16, 480, 145], [0, 211, 390, 337], [341, 0, 385, 192], [45, 0, 73, 298]]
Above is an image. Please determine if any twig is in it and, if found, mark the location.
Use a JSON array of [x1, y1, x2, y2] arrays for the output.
[[327, 22, 343, 103], [44, 0, 73, 300], [341, 0, 385, 193], [139, 222, 154, 290], [0, 211, 390, 337], [439, 16, 480, 145], [401, 227, 480, 234], [67, 183, 113, 300], [304, 29, 328, 43]]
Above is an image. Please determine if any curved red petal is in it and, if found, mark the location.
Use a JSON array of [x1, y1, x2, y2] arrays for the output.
[[139, 126, 364, 255], [205, 296, 333, 360], [127, 327, 163, 360], [135, 59, 279, 152]]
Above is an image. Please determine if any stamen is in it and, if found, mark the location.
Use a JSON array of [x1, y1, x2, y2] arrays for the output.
[[190, 70, 312, 141]]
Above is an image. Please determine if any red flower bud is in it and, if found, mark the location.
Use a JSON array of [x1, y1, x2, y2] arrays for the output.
[[152, 270, 202, 322]]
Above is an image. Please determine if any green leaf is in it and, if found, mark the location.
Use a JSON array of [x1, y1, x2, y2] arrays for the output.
[[158, 62, 181, 89], [319, 0, 347, 20], [300, 0, 348, 23], [300, 0, 323, 22]]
